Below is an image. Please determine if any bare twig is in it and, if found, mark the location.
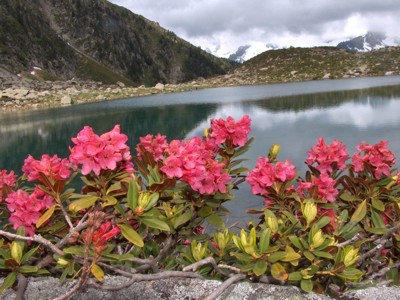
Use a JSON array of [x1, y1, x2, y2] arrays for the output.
[[183, 257, 228, 276], [15, 273, 27, 300], [204, 274, 246, 300], [337, 233, 361, 248], [0, 230, 63, 255], [87, 271, 202, 291]]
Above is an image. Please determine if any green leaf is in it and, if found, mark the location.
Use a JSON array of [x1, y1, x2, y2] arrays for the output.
[[205, 214, 224, 228], [102, 195, 118, 208], [173, 211, 193, 229], [315, 216, 332, 230], [18, 265, 39, 274], [258, 228, 271, 253], [102, 253, 135, 261], [21, 246, 39, 263], [36, 204, 57, 228], [141, 217, 170, 232], [371, 208, 387, 229], [364, 226, 388, 235], [350, 199, 367, 223], [340, 192, 357, 202], [0, 247, 11, 260], [288, 235, 304, 250], [127, 180, 139, 210], [387, 267, 399, 285], [0, 272, 17, 292], [313, 250, 333, 259], [288, 271, 302, 281], [63, 246, 85, 256], [371, 198, 385, 212], [271, 262, 288, 281], [336, 267, 365, 282], [268, 251, 286, 263], [229, 167, 248, 175], [118, 224, 144, 247], [69, 196, 98, 212], [253, 260, 267, 276], [304, 251, 315, 261], [145, 192, 159, 211], [198, 206, 212, 218], [300, 279, 313, 292]]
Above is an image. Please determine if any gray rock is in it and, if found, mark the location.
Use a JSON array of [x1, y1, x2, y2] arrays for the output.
[[1, 276, 399, 300], [154, 83, 165, 90], [60, 95, 72, 105]]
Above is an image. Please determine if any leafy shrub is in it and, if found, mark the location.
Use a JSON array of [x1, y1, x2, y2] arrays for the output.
[[0, 115, 399, 298]]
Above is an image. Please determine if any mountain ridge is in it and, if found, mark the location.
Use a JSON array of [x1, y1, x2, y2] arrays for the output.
[[0, 0, 233, 86]]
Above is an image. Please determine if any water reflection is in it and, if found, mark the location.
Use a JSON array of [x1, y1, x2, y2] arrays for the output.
[[1, 77, 400, 225]]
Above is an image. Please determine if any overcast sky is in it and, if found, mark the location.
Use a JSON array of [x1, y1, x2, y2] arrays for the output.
[[109, 0, 400, 58]]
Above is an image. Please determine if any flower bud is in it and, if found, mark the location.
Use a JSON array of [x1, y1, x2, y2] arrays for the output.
[[214, 229, 232, 251], [266, 217, 279, 233], [268, 144, 281, 162], [57, 258, 70, 266], [191, 240, 208, 262], [386, 175, 399, 189], [204, 127, 210, 138], [10, 241, 23, 263], [311, 230, 324, 249], [303, 201, 317, 225], [343, 247, 359, 267]]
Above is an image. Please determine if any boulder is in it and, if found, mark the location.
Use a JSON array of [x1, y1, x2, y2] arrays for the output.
[[60, 95, 72, 105]]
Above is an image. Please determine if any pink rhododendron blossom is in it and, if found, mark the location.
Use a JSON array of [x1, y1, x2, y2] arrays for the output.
[[22, 154, 71, 182], [159, 136, 231, 195], [136, 133, 168, 161], [306, 138, 348, 174], [0, 170, 17, 202], [69, 125, 133, 175], [6, 187, 54, 236], [351, 140, 395, 179], [246, 157, 296, 196], [210, 115, 251, 147], [297, 173, 338, 202]]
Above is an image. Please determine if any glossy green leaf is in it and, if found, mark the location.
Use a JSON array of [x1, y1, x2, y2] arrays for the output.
[[336, 267, 365, 281], [173, 211, 193, 229], [300, 279, 313, 292], [288, 235, 304, 250], [315, 216, 332, 230], [340, 192, 357, 202], [0, 272, 17, 292], [102, 195, 118, 208], [127, 180, 139, 210], [141, 217, 170, 232], [145, 192, 159, 210], [230, 167, 249, 175], [36, 204, 57, 228], [268, 251, 286, 263], [304, 251, 315, 261], [63, 246, 85, 256], [18, 265, 39, 274], [350, 199, 367, 223], [198, 206, 212, 218], [371, 208, 387, 229], [371, 198, 385, 212], [69, 196, 98, 212], [313, 250, 333, 259], [253, 260, 267, 276], [288, 271, 302, 281], [258, 228, 271, 253], [21, 246, 39, 264], [118, 224, 144, 247], [206, 214, 224, 228]]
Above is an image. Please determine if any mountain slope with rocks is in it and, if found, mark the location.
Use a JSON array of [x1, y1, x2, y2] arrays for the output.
[[336, 31, 400, 52], [0, 0, 233, 86]]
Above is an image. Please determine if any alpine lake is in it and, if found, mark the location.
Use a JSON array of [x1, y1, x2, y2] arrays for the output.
[[1, 75, 400, 226]]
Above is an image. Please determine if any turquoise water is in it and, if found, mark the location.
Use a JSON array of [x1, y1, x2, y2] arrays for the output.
[[2, 76, 400, 224]]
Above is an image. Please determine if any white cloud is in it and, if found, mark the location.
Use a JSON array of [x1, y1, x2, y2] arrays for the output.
[[109, 0, 400, 58]]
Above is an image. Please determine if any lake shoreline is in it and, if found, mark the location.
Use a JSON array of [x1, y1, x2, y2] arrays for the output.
[[1, 72, 399, 113]]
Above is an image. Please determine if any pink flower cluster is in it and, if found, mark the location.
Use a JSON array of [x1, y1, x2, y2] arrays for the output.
[[0, 170, 17, 202], [22, 154, 71, 182], [5, 187, 54, 236], [210, 115, 251, 147], [246, 157, 297, 196], [296, 173, 338, 202], [352, 140, 396, 179], [306, 138, 349, 174], [136, 133, 168, 161], [69, 125, 134, 175], [160, 137, 231, 194]]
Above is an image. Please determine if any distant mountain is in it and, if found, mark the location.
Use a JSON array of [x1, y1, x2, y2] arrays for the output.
[[336, 31, 400, 52], [0, 0, 233, 85], [227, 43, 279, 63]]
